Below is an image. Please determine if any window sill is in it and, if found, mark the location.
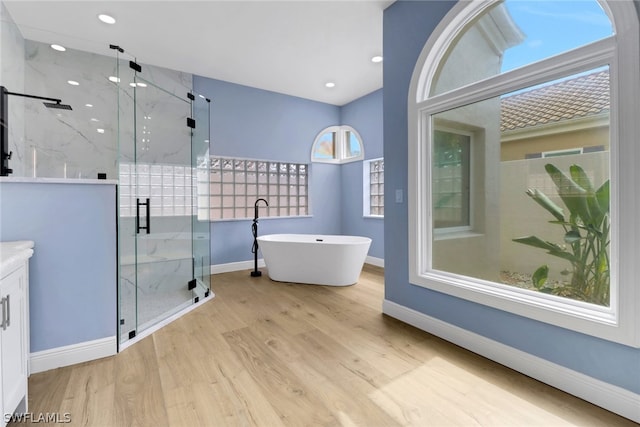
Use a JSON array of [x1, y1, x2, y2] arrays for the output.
[[433, 230, 482, 241], [363, 215, 384, 219], [210, 215, 312, 223]]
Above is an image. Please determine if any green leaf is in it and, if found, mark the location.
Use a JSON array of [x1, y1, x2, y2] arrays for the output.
[[564, 230, 581, 244], [569, 164, 594, 192], [597, 251, 609, 275], [596, 180, 610, 215], [525, 189, 565, 222], [570, 164, 602, 223], [545, 164, 592, 225], [532, 265, 549, 289], [513, 236, 562, 252]]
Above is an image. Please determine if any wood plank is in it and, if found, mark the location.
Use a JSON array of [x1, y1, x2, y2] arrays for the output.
[[18, 267, 637, 427], [222, 326, 338, 425]]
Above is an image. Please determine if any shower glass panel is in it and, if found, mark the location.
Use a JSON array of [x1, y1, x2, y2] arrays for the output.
[[116, 50, 211, 346], [192, 93, 212, 295], [133, 74, 194, 334]]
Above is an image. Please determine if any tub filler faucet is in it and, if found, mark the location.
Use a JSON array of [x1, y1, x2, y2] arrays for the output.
[[251, 198, 269, 277]]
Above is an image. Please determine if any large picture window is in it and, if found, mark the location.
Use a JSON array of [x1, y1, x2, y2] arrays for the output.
[[408, 0, 640, 346]]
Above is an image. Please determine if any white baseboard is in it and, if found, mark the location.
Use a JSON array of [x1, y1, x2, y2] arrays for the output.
[[211, 259, 265, 274], [382, 299, 640, 423], [30, 336, 117, 374], [365, 256, 384, 268], [212, 257, 383, 274]]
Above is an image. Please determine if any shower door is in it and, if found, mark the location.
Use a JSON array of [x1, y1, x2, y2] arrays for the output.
[[131, 74, 194, 336], [117, 53, 209, 345]]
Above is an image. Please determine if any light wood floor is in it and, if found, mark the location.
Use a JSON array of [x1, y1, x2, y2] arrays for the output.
[[19, 266, 636, 426]]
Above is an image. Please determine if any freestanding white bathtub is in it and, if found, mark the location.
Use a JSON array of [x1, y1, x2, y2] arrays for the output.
[[257, 234, 372, 286]]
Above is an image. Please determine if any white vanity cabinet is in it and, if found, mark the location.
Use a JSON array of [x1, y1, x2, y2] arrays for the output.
[[0, 241, 33, 427]]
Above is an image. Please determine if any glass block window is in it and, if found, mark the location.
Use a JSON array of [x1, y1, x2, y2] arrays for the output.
[[364, 158, 384, 216], [432, 129, 471, 230], [207, 157, 309, 220], [119, 162, 196, 217]]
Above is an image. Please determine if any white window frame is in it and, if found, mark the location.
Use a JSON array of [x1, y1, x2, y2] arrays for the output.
[[408, 0, 640, 347], [311, 125, 365, 164], [363, 157, 384, 217], [541, 147, 584, 158]]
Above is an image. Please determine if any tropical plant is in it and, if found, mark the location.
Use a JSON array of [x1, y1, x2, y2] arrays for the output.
[[513, 164, 610, 306]]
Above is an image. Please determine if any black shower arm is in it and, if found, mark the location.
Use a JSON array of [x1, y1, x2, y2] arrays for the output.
[[2, 88, 62, 105]]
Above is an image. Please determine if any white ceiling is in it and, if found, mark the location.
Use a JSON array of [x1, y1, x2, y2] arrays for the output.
[[4, 0, 393, 106]]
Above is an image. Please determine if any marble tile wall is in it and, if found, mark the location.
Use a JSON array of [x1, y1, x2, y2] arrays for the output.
[[1, 3, 25, 176], [17, 39, 193, 179]]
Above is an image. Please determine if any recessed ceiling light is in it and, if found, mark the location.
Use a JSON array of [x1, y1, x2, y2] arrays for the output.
[[325, 82, 336, 88], [97, 128, 105, 134], [137, 82, 147, 88], [371, 55, 383, 63], [90, 118, 99, 122], [67, 80, 79, 86], [85, 104, 93, 108], [108, 76, 120, 83], [129, 83, 136, 88], [98, 14, 116, 24], [51, 44, 66, 52]]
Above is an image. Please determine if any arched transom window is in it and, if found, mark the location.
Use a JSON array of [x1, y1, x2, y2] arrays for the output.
[[408, 0, 640, 346]]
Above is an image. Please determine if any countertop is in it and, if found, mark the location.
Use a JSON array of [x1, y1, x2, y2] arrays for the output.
[[0, 241, 35, 276], [0, 177, 117, 185]]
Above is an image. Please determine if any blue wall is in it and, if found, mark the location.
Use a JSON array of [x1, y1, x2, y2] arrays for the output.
[[0, 182, 117, 352], [382, 0, 640, 395], [341, 89, 384, 260], [193, 76, 385, 265]]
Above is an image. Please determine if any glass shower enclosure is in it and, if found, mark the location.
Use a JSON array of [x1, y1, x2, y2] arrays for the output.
[[115, 51, 211, 346]]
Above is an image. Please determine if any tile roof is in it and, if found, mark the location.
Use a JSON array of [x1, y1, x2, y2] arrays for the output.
[[501, 70, 610, 132]]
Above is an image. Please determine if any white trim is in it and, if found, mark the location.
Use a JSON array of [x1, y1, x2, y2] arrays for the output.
[[119, 295, 214, 351], [211, 259, 266, 275], [408, 0, 640, 347], [365, 256, 384, 268], [382, 300, 640, 424], [311, 125, 365, 164], [541, 147, 584, 158], [30, 336, 117, 374], [211, 215, 312, 223], [212, 258, 383, 272], [0, 177, 118, 185]]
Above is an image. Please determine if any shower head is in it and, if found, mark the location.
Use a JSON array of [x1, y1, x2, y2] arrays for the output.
[[43, 101, 73, 110], [1, 87, 72, 110]]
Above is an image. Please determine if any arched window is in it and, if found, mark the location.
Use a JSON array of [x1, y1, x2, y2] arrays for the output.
[[408, 0, 640, 346], [311, 125, 364, 164]]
